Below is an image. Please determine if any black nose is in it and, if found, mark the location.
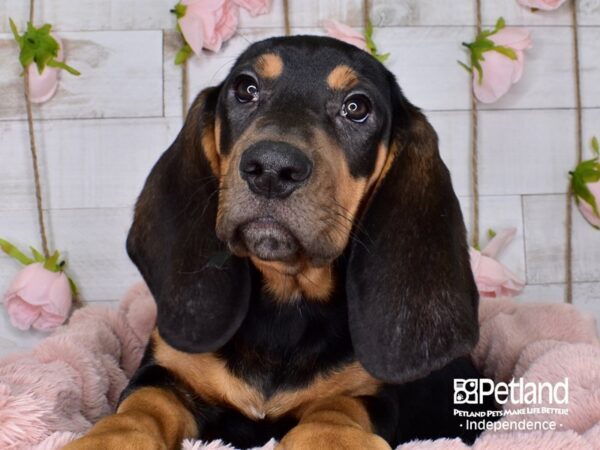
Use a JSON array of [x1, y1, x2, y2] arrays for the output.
[[239, 141, 312, 199]]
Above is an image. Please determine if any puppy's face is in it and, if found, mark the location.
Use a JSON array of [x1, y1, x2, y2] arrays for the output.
[[213, 36, 396, 271]]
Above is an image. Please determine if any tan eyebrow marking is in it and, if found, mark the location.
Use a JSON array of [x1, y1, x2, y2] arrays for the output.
[[327, 65, 359, 90], [255, 53, 284, 79]]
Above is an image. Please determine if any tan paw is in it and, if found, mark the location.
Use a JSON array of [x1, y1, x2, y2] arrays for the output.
[[277, 422, 392, 450], [62, 430, 168, 450]]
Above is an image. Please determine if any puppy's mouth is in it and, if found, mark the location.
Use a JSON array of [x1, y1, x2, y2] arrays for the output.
[[237, 217, 300, 262]]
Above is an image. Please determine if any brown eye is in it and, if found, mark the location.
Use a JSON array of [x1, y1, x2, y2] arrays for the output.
[[341, 95, 370, 123], [234, 75, 259, 103]]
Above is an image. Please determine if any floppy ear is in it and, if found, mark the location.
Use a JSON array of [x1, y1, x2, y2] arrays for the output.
[[346, 80, 478, 384], [127, 87, 250, 354]]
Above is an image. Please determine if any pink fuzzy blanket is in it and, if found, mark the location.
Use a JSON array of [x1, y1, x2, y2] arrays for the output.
[[1, 283, 599, 450]]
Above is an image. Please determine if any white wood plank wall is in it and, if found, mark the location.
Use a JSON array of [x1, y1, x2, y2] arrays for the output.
[[1, 0, 599, 355]]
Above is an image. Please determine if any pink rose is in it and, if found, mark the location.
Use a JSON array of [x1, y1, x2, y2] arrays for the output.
[[576, 179, 600, 228], [179, 0, 240, 54], [27, 36, 63, 104], [517, 0, 567, 10], [3, 263, 72, 331], [233, 0, 270, 17], [571, 138, 600, 229], [470, 228, 525, 298], [323, 19, 368, 52], [472, 27, 532, 104]]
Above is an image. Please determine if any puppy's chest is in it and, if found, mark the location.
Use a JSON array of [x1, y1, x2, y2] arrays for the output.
[[155, 295, 381, 420]]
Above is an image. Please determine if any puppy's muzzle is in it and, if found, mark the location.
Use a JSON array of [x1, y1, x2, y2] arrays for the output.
[[240, 141, 312, 199]]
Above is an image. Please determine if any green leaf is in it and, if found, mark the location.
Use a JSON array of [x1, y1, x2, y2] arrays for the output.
[[175, 43, 192, 65], [363, 20, 390, 65], [172, 2, 187, 19], [9, 20, 79, 76], [495, 17, 506, 32], [572, 171, 600, 219], [461, 17, 519, 82], [457, 60, 472, 73], [0, 238, 34, 265], [43, 250, 61, 272], [9, 18, 22, 44], [592, 136, 599, 156], [487, 229, 497, 239], [375, 52, 390, 63], [493, 45, 517, 61], [20, 45, 35, 68], [67, 276, 79, 297], [473, 59, 484, 84], [30, 246, 45, 262], [47, 59, 81, 76], [364, 23, 377, 54]]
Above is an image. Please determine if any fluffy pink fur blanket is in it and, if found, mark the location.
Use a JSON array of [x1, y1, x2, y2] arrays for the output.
[[1, 283, 599, 450]]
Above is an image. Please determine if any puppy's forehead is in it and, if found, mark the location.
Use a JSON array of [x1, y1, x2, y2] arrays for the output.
[[233, 36, 384, 88]]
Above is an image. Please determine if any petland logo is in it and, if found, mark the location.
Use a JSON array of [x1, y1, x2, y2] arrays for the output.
[[454, 378, 569, 405]]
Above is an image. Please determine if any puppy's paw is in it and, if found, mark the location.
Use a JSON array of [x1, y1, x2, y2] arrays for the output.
[[277, 422, 391, 450], [62, 430, 167, 450]]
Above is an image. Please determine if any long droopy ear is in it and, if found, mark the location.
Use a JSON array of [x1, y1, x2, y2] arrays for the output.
[[346, 81, 478, 384], [127, 87, 250, 354]]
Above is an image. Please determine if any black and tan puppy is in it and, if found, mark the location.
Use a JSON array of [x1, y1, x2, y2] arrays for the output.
[[66, 36, 494, 450]]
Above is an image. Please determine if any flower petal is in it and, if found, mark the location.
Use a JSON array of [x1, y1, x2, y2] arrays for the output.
[[5, 296, 41, 331], [473, 51, 516, 103], [577, 179, 600, 228], [10, 265, 62, 307], [490, 27, 532, 51], [233, 0, 270, 17], [517, 0, 567, 11], [179, 14, 205, 56], [323, 19, 368, 51], [481, 228, 517, 258]]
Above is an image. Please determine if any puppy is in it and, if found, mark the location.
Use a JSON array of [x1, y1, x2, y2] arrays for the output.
[[65, 36, 495, 450]]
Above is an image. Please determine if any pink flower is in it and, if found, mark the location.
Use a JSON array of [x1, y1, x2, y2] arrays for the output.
[[3, 263, 72, 331], [470, 228, 525, 298], [323, 19, 368, 52], [517, 0, 567, 10], [179, 0, 240, 54], [472, 27, 532, 104], [577, 179, 600, 228], [27, 36, 63, 104], [233, 0, 270, 17]]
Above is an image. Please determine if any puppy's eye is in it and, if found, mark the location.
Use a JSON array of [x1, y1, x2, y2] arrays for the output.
[[234, 75, 259, 103], [341, 95, 370, 123]]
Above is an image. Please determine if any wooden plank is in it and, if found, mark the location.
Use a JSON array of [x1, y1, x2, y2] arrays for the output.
[[0, 118, 179, 212], [377, 26, 473, 111], [0, 31, 163, 120], [458, 195, 526, 280], [430, 109, 585, 198], [370, 0, 474, 27], [478, 109, 577, 195], [2, 0, 595, 31], [578, 1, 600, 26], [0, 208, 140, 303], [523, 194, 600, 284], [427, 111, 470, 197], [0, 0, 171, 32], [581, 27, 600, 109]]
